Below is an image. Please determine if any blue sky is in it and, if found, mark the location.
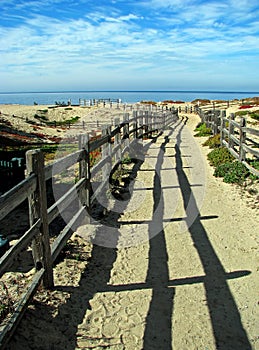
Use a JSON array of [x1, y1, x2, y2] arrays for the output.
[[0, 0, 259, 92]]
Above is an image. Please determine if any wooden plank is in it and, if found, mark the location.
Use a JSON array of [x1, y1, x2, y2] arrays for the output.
[[228, 114, 235, 149], [242, 160, 259, 177], [0, 174, 37, 221], [45, 150, 81, 180], [222, 139, 228, 148], [78, 134, 91, 227], [243, 127, 259, 137], [229, 134, 240, 145], [110, 144, 121, 159], [101, 126, 112, 215], [0, 269, 44, 349], [51, 205, 86, 262], [222, 127, 228, 135], [47, 177, 86, 224], [26, 150, 54, 288], [220, 110, 226, 146], [89, 134, 109, 152], [242, 144, 259, 157], [110, 125, 121, 138], [239, 117, 247, 161], [114, 117, 122, 166], [227, 146, 239, 160], [91, 155, 112, 178], [231, 120, 241, 129], [0, 220, 40, 277], [90, 179, 108, 204]]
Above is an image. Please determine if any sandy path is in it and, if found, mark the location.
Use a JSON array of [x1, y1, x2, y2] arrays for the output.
[[5, 114, 258, 350]]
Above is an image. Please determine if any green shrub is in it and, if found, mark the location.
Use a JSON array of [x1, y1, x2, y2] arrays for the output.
[[224, 162, 249, 184], [207, 147, 235, 167], [121, 155, 132, 164], [247, 160, 259, 180], [250, 111, 259, 121], [235, 109, 259, 121], [214, 161, 249, 184], [214, 162, 234, 177], [194, 122, 212, 137], [203, 134, 221, 148]]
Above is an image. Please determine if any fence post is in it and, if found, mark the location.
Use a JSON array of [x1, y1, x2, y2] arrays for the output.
[[114, 117, 121, 165], [214, 111, 220, 135], [101, 126, 112, 215], [239, 117, 247, 161], [220, 110, 226, 146], [228, 113, 235, 149], [123, 113, 130, 148], [138, 110, 143, 139], [78, 134, 91, 222], [154, 112, 158, 134], [144, 111, 149, 137], [26, 149, 54, 288], [132, 110, 138, 140]]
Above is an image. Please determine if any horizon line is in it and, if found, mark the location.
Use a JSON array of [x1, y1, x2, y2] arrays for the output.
[[1, 90, 259, 95]]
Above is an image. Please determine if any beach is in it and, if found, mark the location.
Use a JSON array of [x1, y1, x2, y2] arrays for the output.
[[0, 101, 259, 349]]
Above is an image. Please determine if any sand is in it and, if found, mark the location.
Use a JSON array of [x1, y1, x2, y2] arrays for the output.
[[1, 103, 259, 349]]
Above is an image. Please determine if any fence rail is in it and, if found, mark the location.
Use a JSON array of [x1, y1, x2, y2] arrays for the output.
[[0, 107, 178, 349], [196, 107, 259, 176]]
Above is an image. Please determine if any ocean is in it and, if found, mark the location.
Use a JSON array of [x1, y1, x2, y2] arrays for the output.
[[0, 90, 258, 105]]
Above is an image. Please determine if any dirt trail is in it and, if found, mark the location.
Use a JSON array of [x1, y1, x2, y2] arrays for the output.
[[6, 114, 258, 350]]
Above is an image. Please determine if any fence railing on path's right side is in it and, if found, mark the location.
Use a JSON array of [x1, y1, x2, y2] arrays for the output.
[[195, 107, 259, 177], [0, 106, 178, 349]]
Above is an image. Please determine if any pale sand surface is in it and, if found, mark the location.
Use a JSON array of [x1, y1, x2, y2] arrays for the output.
[[1, 106, 259, 349], [0, 101, 258, 142]]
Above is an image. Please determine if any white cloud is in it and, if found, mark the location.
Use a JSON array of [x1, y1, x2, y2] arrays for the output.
[[0, 0, 258, 91]]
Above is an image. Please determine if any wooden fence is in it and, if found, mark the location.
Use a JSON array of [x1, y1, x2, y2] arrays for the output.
[[0, 107, 178, 348], [196, 107, 259, 176]]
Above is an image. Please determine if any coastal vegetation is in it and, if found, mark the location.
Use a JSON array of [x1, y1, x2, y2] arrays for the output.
[[203, 134, 258, 186], [235, 109, 259, 121], [194, 122, 212, 137], [203, 134, 221, 148]]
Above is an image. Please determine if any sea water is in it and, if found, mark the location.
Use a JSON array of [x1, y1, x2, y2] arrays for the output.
[[0, 90, 258, 105]]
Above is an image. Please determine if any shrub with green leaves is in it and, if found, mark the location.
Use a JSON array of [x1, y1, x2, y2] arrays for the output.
[[250, 111, 259, 121], [207, 147, 235, 167], [121, 155, 132, 164], [203, 134, 221, 148], [194, 122, 212, 137], [214, 161, 249, 184], [247, 159, 259, 180], [214, 162, 234, 177], [235, 109, 259, 121]]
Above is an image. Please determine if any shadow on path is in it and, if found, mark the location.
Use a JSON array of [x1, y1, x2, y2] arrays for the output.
[[175, 125, 252, 350], [7, 120, 252, 350], [143, 131, 175, 350]]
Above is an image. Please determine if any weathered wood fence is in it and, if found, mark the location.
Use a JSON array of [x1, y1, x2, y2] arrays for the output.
[[196, 107, 259, 176], [0, 107, 178, 348]]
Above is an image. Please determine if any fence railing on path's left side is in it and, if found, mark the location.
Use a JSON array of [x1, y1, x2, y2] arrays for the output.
[[0, 107, 178, 349]]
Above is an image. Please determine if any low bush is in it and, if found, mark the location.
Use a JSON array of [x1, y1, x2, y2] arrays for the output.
[[235, 109, 259, 121], [214, 162, 233, 177], [247, 160, 259, 180], [250, 111, 259, 121], [194, 122, 212, 137], [214, 161, 249, 184], [207, 147, 235, 167], [203, 134, 221, 148]]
